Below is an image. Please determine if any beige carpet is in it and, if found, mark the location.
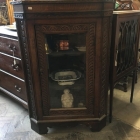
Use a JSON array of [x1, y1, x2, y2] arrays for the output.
[[112, 72, 140, 130]]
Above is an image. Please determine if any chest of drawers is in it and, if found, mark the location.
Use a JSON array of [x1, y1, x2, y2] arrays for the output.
[[0, 26, 27, 108]]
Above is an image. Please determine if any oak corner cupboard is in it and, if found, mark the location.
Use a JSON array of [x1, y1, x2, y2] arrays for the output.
[[11, 0, 114, 134]]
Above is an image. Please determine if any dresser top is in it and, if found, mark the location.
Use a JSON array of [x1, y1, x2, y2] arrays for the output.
[[113, 10, 140, 15], [0, 26, 18, 39]]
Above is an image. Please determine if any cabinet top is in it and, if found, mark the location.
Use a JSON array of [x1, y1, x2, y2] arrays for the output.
[[11, 0, 114, 18], [11, 0, 114, 4]]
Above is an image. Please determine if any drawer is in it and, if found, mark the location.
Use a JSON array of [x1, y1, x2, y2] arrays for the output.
[[0, 71, 27, 101], [0, 36, 21, 58], [0, 53, 24, 79]]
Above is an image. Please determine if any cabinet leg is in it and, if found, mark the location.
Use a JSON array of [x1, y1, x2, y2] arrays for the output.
[[123, 83, 127, 92], [135, 71, 137, 83], [90, 127, 95, 132], [123, 76, 128, 92], [31, 119, 48, 134], [88, 117, 106, 132], [130, 70, 136, 103], [109, 84, 114, 123]]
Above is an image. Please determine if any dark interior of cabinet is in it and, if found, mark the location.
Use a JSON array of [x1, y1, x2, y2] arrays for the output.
[[44, 33, 87, 108]]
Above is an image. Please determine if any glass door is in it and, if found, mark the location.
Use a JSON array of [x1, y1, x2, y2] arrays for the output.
[[35, 23, 95, 116], [45, 33, 86, 109]]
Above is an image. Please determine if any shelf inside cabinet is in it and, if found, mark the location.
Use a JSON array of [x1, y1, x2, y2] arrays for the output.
[[47, 50, 86, 56]]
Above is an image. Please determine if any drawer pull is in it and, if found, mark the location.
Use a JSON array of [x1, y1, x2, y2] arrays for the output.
[[8, 45, 16, 52], [12, 63, 19, 71], [15, 85, 21, 92]]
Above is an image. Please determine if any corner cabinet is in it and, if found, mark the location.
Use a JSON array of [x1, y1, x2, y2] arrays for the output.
[[11, 0, 114, 134]]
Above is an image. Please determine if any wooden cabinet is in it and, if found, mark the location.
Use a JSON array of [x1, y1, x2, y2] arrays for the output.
[[0, 26, 27, 107], [11, 0, 114, 134], [109, 10, 140, 122]]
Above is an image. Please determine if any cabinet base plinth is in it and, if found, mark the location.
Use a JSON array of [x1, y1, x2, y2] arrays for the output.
[[30, 117, 106, 134], [31, 120, 49, 134]]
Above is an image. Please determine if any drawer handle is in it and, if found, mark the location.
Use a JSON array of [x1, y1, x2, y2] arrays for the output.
[[8, 45, 16, 52], [12, 63, 19, 71], [15, 85, 21, 92]]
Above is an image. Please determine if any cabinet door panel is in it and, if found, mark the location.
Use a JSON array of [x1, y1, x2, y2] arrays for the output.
[[35, 23, 95, 116]]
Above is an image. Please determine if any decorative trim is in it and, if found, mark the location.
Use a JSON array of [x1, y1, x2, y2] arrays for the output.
[[100, 18, 109, 116], [50, 109, 88, 116], [39, 24, 89, 32], [14, 14, 23, 19], [86, 24, 95, 115], [25, 10, 113, 19], [35, 26, 50, 116], [17, 19, 37, 119]]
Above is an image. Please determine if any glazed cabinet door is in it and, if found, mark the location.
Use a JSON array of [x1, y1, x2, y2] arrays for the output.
[[34, 23, 96, 118]]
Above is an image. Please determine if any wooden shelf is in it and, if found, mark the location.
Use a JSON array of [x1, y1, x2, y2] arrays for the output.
[[48, 50, 85, 56]]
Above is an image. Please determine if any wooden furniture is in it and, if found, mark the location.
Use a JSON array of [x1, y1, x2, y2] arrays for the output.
[[6, 0, 15, 24], [114, 0, 138, 92], [0, 26, 28, 108], [109, 10, 140, 122], [11, 0, 114, 134]]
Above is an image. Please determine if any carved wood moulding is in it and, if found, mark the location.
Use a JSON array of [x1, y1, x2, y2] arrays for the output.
[[39, 24, 89, 33], [100, 18, 110, 117], [50, 109, 88, 116], [17, 19, 37, 119], [35, 26, 50, 116], [24, 3, 101, 12], [14, 10, 113, 20]]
